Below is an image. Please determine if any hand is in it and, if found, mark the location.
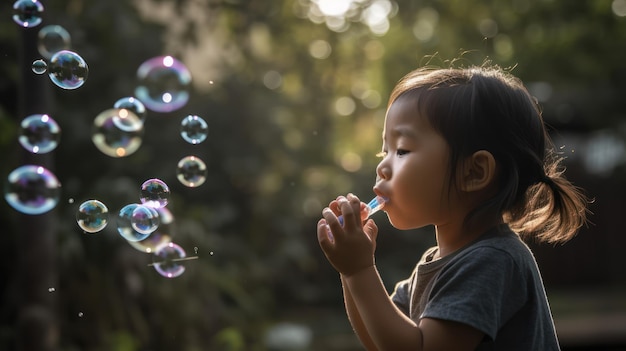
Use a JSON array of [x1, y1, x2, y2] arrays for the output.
[[317, 193, 379, 277]]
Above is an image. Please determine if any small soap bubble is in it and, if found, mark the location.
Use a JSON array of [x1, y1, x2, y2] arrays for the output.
[[176, 156, 207, 187], [78, 312, 83, 318], [68, 198, 74, 204], [130, 204, 160, 235], [48, 287, 55, 293], [180, 115, 209, 144], [92, 108, 143, 158], [113, 97, 147, 121], [134, 56, 191, 113], [12, 0, 44, 28], [18, 114, 61, 154], [117, 203, 152, 242], [37, 25, 71, 59], [76, 199, 109, 233], [31, 59, 47, 74], [140, 178, 169, 208], [48, 50, 88, 90], [127, 207, 174, 253], [4, 165, 61, 215], [152, 242, 187, 278]]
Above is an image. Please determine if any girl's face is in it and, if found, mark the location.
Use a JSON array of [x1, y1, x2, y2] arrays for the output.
[[374, 95, 456, 230]]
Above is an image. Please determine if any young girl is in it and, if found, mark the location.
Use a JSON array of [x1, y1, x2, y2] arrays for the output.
[[317, 65, 589, 350]]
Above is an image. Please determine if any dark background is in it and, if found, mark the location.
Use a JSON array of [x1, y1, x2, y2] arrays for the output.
[[1, 1, 625, 350]]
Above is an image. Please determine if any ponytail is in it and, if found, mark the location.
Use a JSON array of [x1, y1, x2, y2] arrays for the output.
[[506, 151, 590, 244]]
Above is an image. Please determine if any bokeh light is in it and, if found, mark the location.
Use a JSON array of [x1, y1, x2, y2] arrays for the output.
[[4, 165, 61, 215]]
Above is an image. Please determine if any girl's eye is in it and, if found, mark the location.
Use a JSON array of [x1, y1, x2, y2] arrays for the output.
[[396, 149, 409, 156]]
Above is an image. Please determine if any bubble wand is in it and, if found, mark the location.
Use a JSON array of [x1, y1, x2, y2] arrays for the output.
[[338, 195, 388, 225]]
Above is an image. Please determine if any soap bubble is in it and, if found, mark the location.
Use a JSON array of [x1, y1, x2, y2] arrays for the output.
[[113, 97, 147, 121], [176, 156, 207, 187], [48, 50, 88, 90], [130, 204, 160, 235], [76, 199, 109, 233], [152, 242, 187, 278], [92, 108, 143, 158], [18, 114, 61, 154], [37, 25, 71, 59], [116, 203, 152, 242], [4, 165, 61, 215], [31, 59, 47, 74], [180, 115, 208, 145], [127, 207, 174, 253], [134, 56, 191, 113], [12, 0, 44, 28], [140, 178, 169, 208]]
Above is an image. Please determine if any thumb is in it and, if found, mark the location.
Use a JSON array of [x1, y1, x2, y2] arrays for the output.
[[363, 219, 378, 242]]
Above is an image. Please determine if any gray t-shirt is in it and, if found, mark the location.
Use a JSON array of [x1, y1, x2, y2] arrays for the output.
[[391, 224, 560, 350]]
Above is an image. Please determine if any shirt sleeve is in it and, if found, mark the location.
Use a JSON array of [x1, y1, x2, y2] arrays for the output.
[[390, 271, 414, 317], [420, 246, 528, 340]]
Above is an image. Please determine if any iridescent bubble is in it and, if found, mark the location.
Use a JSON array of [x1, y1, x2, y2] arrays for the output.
[[116, 203, 151, 242], [130, 204, 160, 235], [4, 165, 61, 215], [176, 155, 207, 187], [180, 115, 208, 145], [18, 114, 61, 154], [152, 242, 187, 278], [48, 50, 88, 90], [92, 108, 143, 158], [31, 59, 47, 74], [113, 97, 147, 121], [12, 0, 44, 28], [134, 56, 191, 113], [127, 207, 174, 253], [140, 178, 169, 208], [76, 199, 109, 233], [37, 25, 71, 59]]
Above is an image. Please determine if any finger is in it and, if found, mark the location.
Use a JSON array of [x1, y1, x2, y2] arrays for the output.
[[317, 219, 335, 251], [322, 207, 344, 240], [363, 219, 378, 242], [337, 197, 358, 230], [341, 194, 362, 230]]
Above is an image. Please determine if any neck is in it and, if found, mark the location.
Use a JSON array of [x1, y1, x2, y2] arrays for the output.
[[434, 213, 503, 258]]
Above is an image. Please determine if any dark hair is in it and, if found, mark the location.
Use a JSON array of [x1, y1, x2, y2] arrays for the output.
[[389, 65, 589, 243]]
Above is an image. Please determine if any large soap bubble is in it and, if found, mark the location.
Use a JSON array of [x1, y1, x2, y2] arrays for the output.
[[134, 56, 191, 113], [4, 165, 61, 215], [48, 50, 88, 90], [92, 108, 143, 158], [12, 0, 44, 28], [18, 114, 61, 154], [37, 25, 71, 59]]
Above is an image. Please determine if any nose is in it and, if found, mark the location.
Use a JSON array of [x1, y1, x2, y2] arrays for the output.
[[376, 159, 391, 181]]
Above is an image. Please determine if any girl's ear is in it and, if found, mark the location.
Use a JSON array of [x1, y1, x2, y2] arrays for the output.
[[459, 150, 497, 192]]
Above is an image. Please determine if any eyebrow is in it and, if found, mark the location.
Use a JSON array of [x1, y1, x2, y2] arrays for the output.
[[387, 125, 417, 139]]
